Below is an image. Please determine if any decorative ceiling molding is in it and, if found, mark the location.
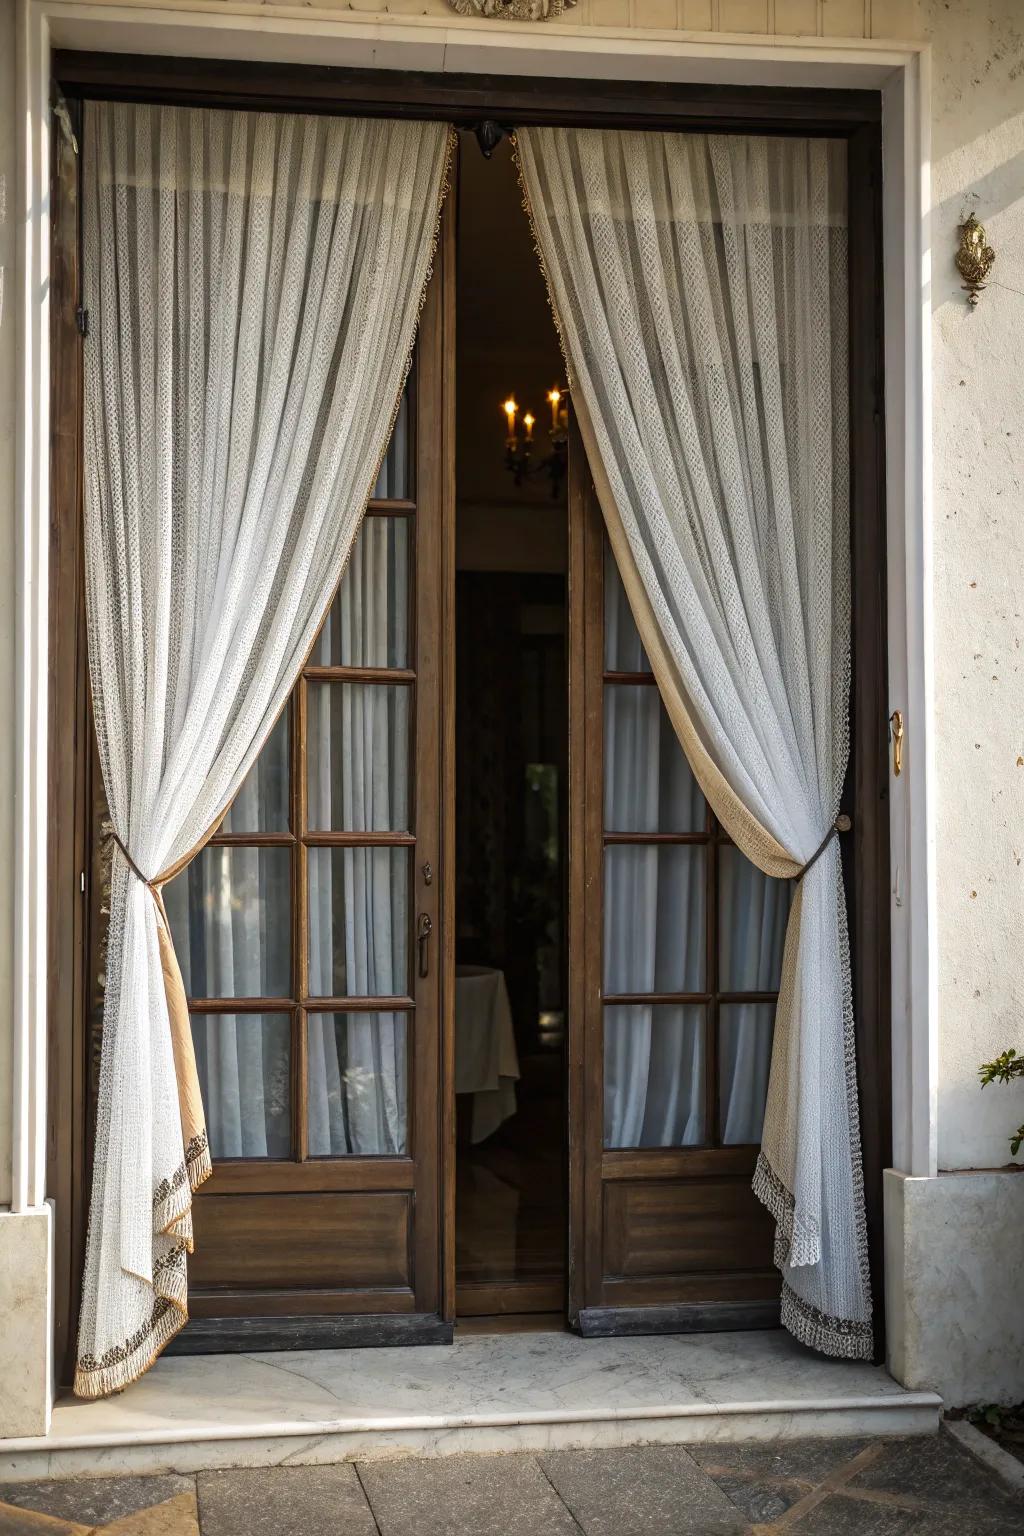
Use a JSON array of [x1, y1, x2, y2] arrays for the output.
[[447, 0, 578, 21]]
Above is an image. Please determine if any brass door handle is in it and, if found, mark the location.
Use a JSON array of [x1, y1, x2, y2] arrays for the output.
[[417, 912, 433, 979], [889, 710, 904, 777]]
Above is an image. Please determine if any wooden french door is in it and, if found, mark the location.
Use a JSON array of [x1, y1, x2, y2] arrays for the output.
[[49, 91, 886, 1372], [566, 441, 781, 1336]]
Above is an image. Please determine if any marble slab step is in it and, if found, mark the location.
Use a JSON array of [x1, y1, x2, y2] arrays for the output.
[[0, 1329, 941, 1483]]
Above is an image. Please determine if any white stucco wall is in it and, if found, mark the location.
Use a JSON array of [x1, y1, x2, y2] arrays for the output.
[[0, 0, 16, 1212], [927, 0, 1024, 1174]]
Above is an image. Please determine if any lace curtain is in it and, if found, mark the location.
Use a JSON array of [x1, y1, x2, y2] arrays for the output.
[[517, 125, 872, 1358], [77, 101, 450, 1397]]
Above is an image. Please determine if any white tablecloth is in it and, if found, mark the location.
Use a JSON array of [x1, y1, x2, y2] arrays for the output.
[[455, 965, 520, 1143]]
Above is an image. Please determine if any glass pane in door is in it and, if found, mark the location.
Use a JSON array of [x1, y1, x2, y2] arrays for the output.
[[306, 683, 411, 832], [604, 1004, 705, 1148], [192, 1012, 292, 1159], [164, 846, 292, 998], [306, 1012, 409, 1156], [603, 844, 706, 994], [313, 516, 411, 669], [307, 848, 409, 998]]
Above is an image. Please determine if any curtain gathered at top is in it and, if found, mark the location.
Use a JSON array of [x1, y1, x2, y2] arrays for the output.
[[77, 100, 451, 1398], [517, 125, 871, 1358]]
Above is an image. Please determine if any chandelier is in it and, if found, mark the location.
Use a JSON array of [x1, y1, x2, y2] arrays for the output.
[[502, 386, 570, 498]]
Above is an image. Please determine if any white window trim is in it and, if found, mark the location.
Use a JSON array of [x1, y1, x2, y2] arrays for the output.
[[10, 0, 935, 1327]]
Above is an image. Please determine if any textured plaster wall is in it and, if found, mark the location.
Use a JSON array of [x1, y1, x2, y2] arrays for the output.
[[0, 0, 15, 1211], [926, 0, 1024, 1172]]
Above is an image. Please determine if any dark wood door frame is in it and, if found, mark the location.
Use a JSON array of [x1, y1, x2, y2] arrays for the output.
[[48, 57, 890, 1378]]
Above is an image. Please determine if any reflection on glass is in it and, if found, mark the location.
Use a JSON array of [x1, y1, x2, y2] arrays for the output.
[[307, 1012, 408, 1156], [371, 385, 412, 500], [719, 1002, 774, 1145], [603, 844, 706, 995], [307, 847, 408, 998], [604, 1004, 705, 1147], [306, 684, 410, 832], [718, 846, 792, 992], [604, 546, 650, 672], [164, 847, 291, 998], [221, 708, 290, 833], [604, 685, 705, 833], [313, 517, 410, 669], [191, 1012, 291, 1159]]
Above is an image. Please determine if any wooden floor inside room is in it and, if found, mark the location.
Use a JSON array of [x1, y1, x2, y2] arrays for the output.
[[455, 1051, 567, 1316]]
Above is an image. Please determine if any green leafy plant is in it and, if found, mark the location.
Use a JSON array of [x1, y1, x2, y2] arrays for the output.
[[978, 1048, 1024, 1157]]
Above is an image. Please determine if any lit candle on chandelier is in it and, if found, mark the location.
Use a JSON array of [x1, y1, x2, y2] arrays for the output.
[[547, 387, 562, 430], [523, 411, 535, 442], [503, 396, 518, 444]]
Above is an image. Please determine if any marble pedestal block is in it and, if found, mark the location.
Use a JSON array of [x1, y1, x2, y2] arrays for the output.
[[0, 1206, 52, 1437], [885, 1167, 1024, 1407]]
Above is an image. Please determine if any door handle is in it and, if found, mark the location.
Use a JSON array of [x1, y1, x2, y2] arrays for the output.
[[417, 912, 433, 979], [889, 709, 904, 777]]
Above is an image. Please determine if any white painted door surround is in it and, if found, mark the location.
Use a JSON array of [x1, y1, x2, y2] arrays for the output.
[[9, 0, 933, 1434]]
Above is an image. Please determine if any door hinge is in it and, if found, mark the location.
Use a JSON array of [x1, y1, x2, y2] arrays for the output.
[[76, 307, 89, 338]]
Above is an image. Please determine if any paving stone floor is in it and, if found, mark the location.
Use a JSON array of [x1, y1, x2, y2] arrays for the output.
[[1, 1430, 1021, 1536]]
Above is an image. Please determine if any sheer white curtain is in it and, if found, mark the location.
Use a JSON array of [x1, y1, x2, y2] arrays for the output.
[[518, 126, 871, 1358], [78, 100, 450, 1398]]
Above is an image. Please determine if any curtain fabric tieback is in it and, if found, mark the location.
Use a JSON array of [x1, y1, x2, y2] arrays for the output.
[[110, 830, 158, 888], [797, 815, 852, 883], [107, 826, 213, 1245]]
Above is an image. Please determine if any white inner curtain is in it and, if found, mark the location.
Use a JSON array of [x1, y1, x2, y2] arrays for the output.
[[602, 560, 790, 1150], [518, 126, 871, 1358], [163, 516, 412, 1159], [78, 100, 449, 1398]]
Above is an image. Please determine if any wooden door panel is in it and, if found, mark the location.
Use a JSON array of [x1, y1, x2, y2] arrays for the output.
[[602, 1180, 775, 1280], [191, 1192, 412, 1291], [189, 1290, 417, 1319], [600, 1273, 780, 1309]]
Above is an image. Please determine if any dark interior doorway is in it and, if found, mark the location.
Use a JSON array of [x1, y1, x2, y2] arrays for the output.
[[453, 134, 569, 1318]]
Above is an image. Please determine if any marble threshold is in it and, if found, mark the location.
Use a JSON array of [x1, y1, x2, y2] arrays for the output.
[[0, 1329, 941, 1482]]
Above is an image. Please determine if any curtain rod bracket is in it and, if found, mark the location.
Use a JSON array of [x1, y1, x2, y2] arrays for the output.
[[473, 120, 511, 159]]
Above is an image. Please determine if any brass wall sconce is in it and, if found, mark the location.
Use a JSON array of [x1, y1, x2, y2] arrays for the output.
[[955, 214, 996, 307]]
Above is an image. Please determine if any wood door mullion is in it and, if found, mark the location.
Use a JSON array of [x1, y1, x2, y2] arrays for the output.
[[577, 457, 607, 1313], [294, 675, 308, 1161], [409, 218, 446, 1321], [439, 179, 458, 1325], [566, 421, 588, 1324], [706, 827, 719, 1149]]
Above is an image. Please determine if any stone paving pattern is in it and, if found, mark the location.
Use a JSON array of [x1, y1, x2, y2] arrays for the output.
[[1, 1430, 1021, 1535]]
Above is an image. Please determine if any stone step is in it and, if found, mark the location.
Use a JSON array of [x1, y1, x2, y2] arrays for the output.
[[0, 1329, 941, 1483]]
